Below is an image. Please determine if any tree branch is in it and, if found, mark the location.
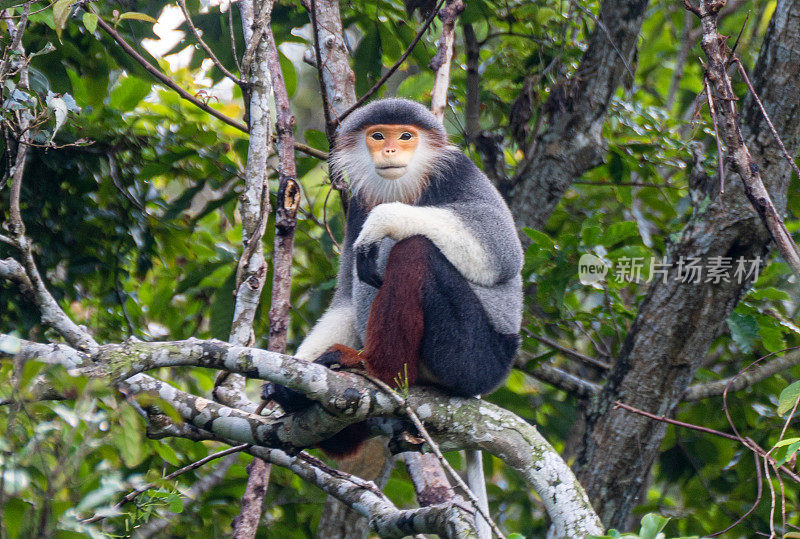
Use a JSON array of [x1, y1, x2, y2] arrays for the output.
[[691, 0, 800, 275], [529, 333, 611, 370], [429, 0, 465, 122], [244, 447, 475, 538], [224, 1, 275, 533], [91, 10, 248, 133], [336, 0, 447, 125], [302, 0, 356, 122], [265, 25, 300, 353], [177, 0, 245, 86], [3, 335, 604, 537], [685, 350, 800, 401]]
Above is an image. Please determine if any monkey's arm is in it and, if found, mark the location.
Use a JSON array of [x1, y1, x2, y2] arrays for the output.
[[353, 201, 521, 288]]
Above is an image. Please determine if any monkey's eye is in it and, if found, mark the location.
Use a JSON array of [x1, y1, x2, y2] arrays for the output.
[[371, 132, 385, 141], [399, 132, 413, 141]]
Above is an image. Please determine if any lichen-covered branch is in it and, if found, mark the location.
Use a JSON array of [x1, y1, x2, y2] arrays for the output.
[[303, 0, 356, 123], [3, 335, 603, 538], [243, 446, 475, 538], [429, 0, 465, 122], [265, 25, 300, 353], [687, 0, 800, 276], [226, 1, 275, 533]]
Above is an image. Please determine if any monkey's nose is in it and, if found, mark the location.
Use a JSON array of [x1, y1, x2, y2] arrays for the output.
[[384, 147, 396, 154]]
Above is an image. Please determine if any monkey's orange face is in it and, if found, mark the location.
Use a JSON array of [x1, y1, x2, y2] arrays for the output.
[[365, 124, 420, 179]]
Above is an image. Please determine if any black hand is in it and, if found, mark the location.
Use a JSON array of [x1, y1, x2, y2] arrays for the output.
[[262, 382, 313, 414], [356, 243, 383, 288]]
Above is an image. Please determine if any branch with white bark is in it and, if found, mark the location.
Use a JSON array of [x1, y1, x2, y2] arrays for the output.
[[2, 335, 604, 538]]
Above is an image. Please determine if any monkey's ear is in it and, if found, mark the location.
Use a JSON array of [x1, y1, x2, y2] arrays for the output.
[[356, 243, 383, 289]]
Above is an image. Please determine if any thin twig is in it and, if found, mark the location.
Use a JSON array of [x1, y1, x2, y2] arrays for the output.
[[91, 10, 248, 132], [734, 57, 800, 184], [573, 179, 683, 189], [526, 331, 611, 370], [178, 0, 245, 86], [309, 0, 334, 140], [336, 0, 447, 125], [729, 10, 750, 56], [707, 451, 763, 537], [322, 181, 342, 252], [228, 3, 241, 73], [704, 76, 726, 193], [615, 399, 800, 482], [764, 456, 777, 538], [613, 401, 739, 441], [364, 374, 506, 539]]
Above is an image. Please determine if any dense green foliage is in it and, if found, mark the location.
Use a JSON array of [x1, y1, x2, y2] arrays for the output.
[[1, 0, 799, 537]]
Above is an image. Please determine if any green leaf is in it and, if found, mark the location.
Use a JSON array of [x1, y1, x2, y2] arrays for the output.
[[774, 440, 800, 466], [278, 51, 297, 98], [304, 129, 329, 152], [536, 7, 557, 25], [773, 437, 800, 448], [778, 381, 800, 415], [82, 12, 97, 33], [727, 311, 759, 354], [749, 286, 790, 301], [167, 492, 184, 513], [523, 228, 556, 250], [638, 513, 670, 539], [154, 441, 181, 466], [759, 323, 786, 353], [45, 91, 68, 143], [118, 405, 146, 467], [601, 221, 639, 247], [119, 12, 159, 23], [608, 149, 629, 184], [110, 76, 152, 112], [354, 26, 382, 95], [53, 0, 76, 40], [3, 498, 31, 538]]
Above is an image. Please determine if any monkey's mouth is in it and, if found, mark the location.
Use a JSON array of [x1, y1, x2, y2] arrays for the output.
[[375, 165, 408, 179]]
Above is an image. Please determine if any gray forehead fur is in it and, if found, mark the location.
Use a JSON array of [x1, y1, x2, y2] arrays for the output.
[[337, 98, 447, 138]]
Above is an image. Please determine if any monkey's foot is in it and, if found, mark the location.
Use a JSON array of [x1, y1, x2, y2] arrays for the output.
[[261, 382, 313, 414], [317, 344, 365, 368]]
